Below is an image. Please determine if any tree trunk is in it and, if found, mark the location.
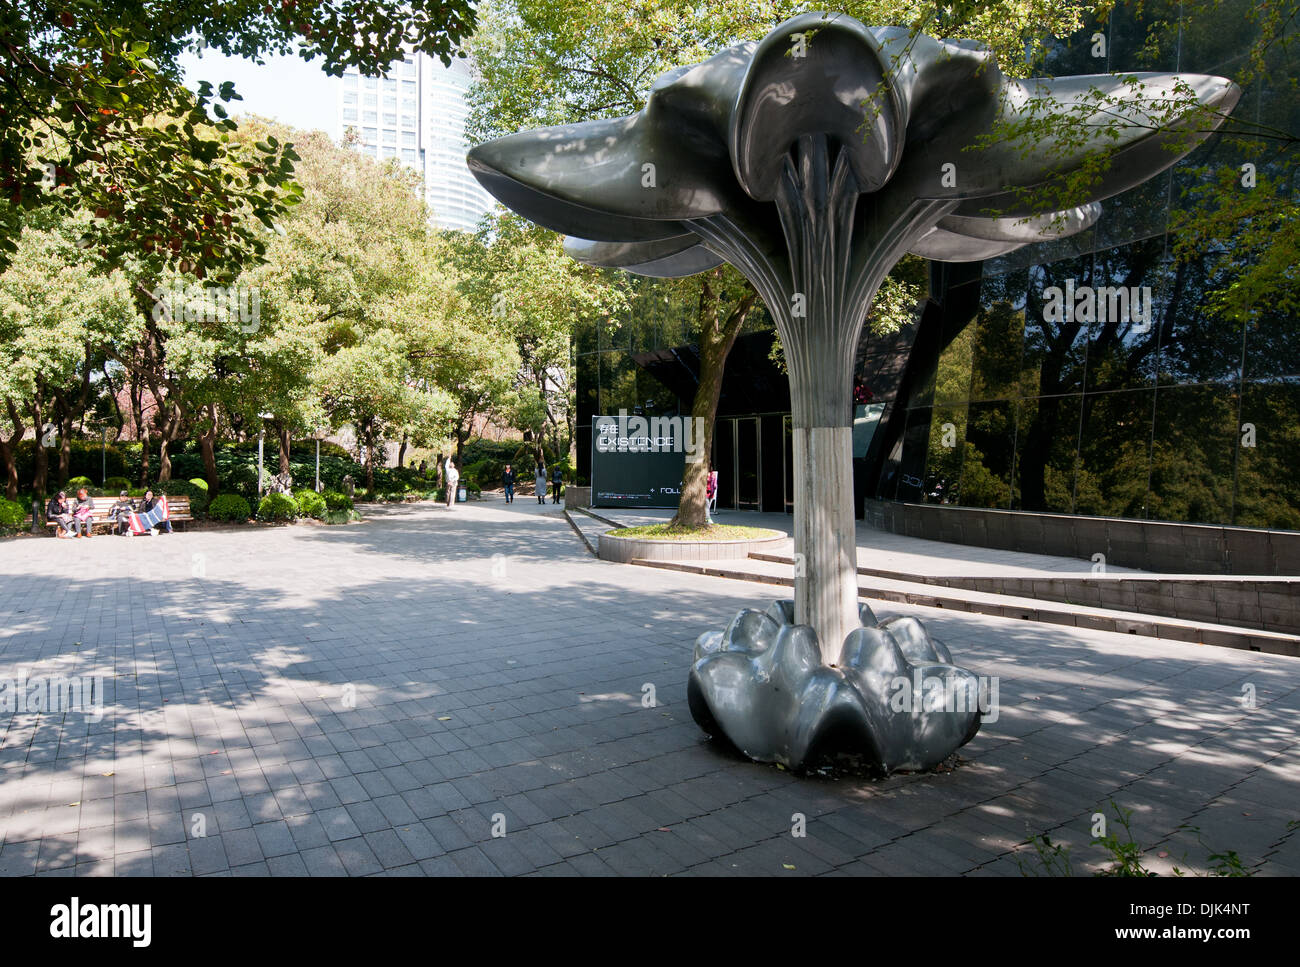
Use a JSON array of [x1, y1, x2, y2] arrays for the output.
[[29, 389, 49, 496], [199, 403, 220, 496], [1, 398, 23, 501], [396, 431, 408, 469], [670, 274, 756, 529], [130, 381, 150, 486], [154, 400, 184, 482], [278, 424, 291, 474], [199, 434, 218, 496]]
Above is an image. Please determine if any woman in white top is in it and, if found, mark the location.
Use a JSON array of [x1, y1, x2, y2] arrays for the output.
[[444, 458, 460, 508]]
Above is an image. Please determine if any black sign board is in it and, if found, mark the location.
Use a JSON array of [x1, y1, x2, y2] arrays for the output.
[[590, 414, 691, 508]]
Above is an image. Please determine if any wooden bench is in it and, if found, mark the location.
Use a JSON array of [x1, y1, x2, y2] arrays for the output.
[[46, 496, 194, 534]]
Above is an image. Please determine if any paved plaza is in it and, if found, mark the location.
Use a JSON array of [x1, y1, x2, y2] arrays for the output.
[[1, 500, 1297, 876]]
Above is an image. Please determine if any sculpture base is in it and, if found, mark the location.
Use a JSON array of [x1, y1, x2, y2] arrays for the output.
[[687, 600, 985, 775]]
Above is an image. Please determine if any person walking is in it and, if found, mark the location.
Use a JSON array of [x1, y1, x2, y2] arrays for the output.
[[502, 464, 516, 503], [444, 457, 459, 509], [551, 465, 563, 504], [706, 466, 719, 521], [534, 463, 547, 505]]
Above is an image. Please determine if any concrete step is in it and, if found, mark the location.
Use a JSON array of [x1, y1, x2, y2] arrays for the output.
[[750, 552, 1299, 638], [563, 508, 611, 556], [630, 556, 1300, 658]]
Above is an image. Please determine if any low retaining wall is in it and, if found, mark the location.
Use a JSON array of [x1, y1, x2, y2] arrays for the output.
[[598, 530, 786, 564], [863, 500, 1300, 576], [564, 486, 591, 509]]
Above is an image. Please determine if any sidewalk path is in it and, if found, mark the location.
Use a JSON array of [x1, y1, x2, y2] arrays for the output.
[[1, 501, 1296, 876]]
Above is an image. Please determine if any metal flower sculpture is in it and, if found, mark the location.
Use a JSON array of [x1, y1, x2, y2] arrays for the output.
[[468, 12, 1238, 771]]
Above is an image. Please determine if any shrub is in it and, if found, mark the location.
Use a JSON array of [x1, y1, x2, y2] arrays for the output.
[[103, 476, 132, 493], [323, 491, 353, 512], [295, 488, 326, 519], [156, 478, 209, 513], [323, 508, 359, 525], [66, 475, 94, 491], [208, 493, 251, 522], [0, 498, 26, 531], [257, 492, 298, 522]]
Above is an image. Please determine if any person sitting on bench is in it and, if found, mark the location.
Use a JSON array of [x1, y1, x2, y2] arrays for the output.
[[108, 490, 134, 535], [71, 488, 95, 538], [136, 490, 172, 534], [47, 491, 74, 538]]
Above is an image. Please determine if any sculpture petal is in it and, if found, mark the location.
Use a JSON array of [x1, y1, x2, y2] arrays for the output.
[[730, 13, 906, 200], [909, 203, 1101, 261], [467, 44, 758, 240], [687, 599, 981, 773], [890, 71, 1240, 216], [564, 235, 724, 277]]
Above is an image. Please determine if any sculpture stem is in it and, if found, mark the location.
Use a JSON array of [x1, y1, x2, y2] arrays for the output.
[[791, 422, 859, 665]]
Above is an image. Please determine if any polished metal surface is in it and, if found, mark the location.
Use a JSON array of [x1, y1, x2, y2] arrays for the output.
[[686, 600, 985, 773], [468, 11, 1238, 771]]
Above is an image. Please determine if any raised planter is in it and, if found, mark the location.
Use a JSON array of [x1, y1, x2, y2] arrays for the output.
[[598, 528, 787, 564]]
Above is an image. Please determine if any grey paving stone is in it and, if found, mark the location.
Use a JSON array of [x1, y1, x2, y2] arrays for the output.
[[4, 502, 1297, 877]]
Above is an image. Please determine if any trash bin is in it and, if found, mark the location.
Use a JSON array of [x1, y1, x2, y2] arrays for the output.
[[457, 487, 467, 502]]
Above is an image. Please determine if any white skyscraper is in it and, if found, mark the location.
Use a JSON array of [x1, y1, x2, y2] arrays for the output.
[[338, 53, 495, 232]]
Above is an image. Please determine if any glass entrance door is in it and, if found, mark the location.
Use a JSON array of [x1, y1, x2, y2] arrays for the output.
[[737, 417, 760, 510]]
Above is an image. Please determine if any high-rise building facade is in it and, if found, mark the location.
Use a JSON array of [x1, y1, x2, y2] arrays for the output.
[[338, 53, 495, 232]]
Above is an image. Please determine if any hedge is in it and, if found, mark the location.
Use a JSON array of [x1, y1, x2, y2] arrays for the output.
[[257, 492, 298, 522], [207, 493, 251, 522]]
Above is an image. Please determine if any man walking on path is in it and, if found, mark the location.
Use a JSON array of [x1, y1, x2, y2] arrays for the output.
[[551, 465, 563, 504], [444, 458, 460, 509], [502, 464, 516, 503]]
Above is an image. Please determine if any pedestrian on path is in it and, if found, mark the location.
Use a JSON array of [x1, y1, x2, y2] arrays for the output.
[[502, 464, 516, 503], [534, 464, 547, 505], [551, 465, 563, 504], [444, 458, 460, 509]]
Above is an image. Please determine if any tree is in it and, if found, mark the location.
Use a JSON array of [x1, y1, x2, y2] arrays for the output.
[[442, 211, 626, 466], [0, 1, 477, 279], [0, 215, 140, 498]]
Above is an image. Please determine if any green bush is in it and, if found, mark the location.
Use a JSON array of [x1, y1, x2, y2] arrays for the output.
[[208, 493, 251, 522], [156, 478, 209, 513], [0, 497, 26, 531], [103, 476, 132, 493], [257, 492, 298, 522], [323, 490, 353, 511], [323, 508, 360, 525], [295, 488, 326, 519], [66, 475, 94, 491]]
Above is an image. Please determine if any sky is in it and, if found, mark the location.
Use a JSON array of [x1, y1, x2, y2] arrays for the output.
[[177, 48, 339, 139]]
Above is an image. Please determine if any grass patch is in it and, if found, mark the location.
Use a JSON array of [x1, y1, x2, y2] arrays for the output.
[[609, 523, 782, 542]]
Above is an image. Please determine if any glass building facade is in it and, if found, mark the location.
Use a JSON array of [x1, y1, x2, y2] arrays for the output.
[[576, 0, 1299, 530], [339, 54, 495, 232], [871, 0, 1299, 530]]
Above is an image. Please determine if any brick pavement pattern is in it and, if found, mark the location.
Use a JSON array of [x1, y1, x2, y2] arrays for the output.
[[1, 501, 1297, 876]]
